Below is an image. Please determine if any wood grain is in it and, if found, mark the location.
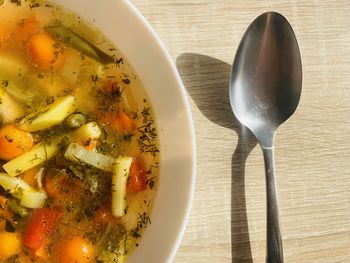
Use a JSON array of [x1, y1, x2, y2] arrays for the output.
[[132, 1, 350, 262]]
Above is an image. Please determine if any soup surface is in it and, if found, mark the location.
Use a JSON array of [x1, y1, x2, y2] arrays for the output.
[[0, 1, 159, 262]]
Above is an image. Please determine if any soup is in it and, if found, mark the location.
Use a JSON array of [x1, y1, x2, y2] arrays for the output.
[[0, 1, 159, 262]]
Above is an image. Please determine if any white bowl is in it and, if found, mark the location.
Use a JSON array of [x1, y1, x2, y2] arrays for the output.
[[54, 1, 196, 262]]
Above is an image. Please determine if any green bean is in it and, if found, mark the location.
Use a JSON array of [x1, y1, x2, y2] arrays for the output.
[[44, 21, 114, 64]]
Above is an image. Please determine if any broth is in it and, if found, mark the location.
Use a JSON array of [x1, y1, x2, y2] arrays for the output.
[[0, 1, 159, 262]]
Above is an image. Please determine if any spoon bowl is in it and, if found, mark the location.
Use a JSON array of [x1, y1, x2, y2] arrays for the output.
[[229, 12, 302, 263], [230, 12, 302, 147]]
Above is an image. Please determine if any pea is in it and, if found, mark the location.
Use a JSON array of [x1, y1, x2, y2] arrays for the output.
[[66, 113, 86, 128]]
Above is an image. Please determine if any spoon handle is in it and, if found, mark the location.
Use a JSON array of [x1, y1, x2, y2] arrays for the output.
[[262, 147, 284, 263]]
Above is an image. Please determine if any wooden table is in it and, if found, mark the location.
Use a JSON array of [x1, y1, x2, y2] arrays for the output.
[[132, 1, 350, 262]]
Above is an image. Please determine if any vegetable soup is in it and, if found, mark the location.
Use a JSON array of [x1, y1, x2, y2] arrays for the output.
[[0, 1, 159, 262]]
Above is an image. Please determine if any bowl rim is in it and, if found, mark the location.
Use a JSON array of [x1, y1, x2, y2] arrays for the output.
[[124, 1, 196, 260], [124, 1, 197, 260]]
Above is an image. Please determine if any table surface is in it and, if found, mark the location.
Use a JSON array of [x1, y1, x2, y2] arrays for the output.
[[132, 1, 350, 262]]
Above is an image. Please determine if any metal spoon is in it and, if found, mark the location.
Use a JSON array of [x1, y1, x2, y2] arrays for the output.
[[229, 12, 302, 263]]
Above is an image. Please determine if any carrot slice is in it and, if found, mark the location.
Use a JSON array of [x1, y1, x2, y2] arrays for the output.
[[0, 196, 7, 208], [55, 236, 95, 263], [0, 232, 21, 260], [28, 32, 63, 69], [118, 111, 135, 132], [0, 125, 34, 161], [101, 110, 136, 134]]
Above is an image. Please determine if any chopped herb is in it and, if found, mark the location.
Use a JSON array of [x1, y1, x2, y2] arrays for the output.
[[1, 79, 9, 87], [84, 205, 96, 219], [96, 141, 114, 154], [46, 96, 55, 105], [132, 112, 138, 120], [111, 84, 123, 101], [122, 133, 132, 142], [37, 72, 45, 79], [36, 125, 71, 142], [138, 123, 158, 151], [10, 0, 21, 6], [57, 135, 69, 149], [4, 255, 20, 262], [116, 58, 123, 67], [137, 107, 159, 156], [29, 2, 40, 8], [140, 107, 150, 124], [91, 74, 100, 89], [5, 219, 16, 232], [138, 122, 157, 140], [131, 228, 141, 238], [148, 179, 155, 189], [7, 198, 27, 217], [138, 140, 159, 156], [94, 223, 127, 261], [138, 212, 151, 227], [122, 77, 130, 85], [124, 206, 128, 215], [66, 202, 75, 212], [99, 127, 108, 140], [4, 135, 13, 143]]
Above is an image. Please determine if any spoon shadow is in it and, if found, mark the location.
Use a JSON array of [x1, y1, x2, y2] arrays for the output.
[[176, 53, 257, 262]]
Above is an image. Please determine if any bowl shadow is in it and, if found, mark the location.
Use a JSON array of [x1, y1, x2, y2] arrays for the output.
[[176, 53, 257, 263]]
